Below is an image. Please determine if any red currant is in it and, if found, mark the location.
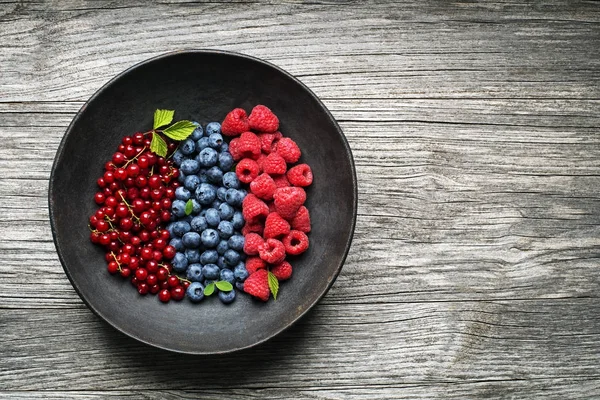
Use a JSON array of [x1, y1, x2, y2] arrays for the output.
[[149, 284, 160, 294], [94, 192, 105, 204], [171, 286, 185, 301], [163, 245, 176, 259], [112, 152, 126, 166], [158, 289, 170, 302], [135, 268, 148, 281], [107, 261, 119, 274], [138, 283, 149, 295], [146, 274, 158, 286], [157, 267, 169, 281], [167, 275, 180, 288]]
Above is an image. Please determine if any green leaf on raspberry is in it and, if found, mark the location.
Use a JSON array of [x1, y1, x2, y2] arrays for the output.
[[162, 120, 196, 140], [185, 199, 193, 215], [204, 282, 215, 296], [215, 280, 233, 292], [150, 132, 168, 157], [267, 271, 279, 300], [153, 109, 174, 129]]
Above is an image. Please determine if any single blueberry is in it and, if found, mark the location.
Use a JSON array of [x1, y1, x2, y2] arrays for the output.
[[184, 174, 201, 192], [172, 149, 185, 166], [205, 122, 221, 135], [190, 216, 208, 233], [190, 123, 204, 141], [217, 186, 228, 202], [218, 289, 236, 304], [198, 147, 218, 167], [180, 159, 200, 175], [225, 188, 244, 206], [217, 256, 227, 269], [216, 239, 229, 255], [186, 282, 205, 302], [185, 248, 201, 264], [172, 221, 191, 237], [218, 220, 234, 239], [233, 262, 249, 281], [206, 166, 224, 184], [228, 234, 245, 251], [208, 133, 223, 150], [218, 203, 234, 220], [202, 263, 220, 280], [187, 264, 204, 282], [200, 249, 219, 264], [205, 208, 221, 227], [195, 183, 217, 205], [180, 138, 196, 155], [175, 187, 191, 201], [220, 269, 235, 284], [222, 172, 240, 189], [172, 252, 188, 272], [182, 231, 201, 248], [169, 237, 184, 252], [231, 211, 244, 230], [235, 281, 245, 291], [200, 228, 219, 248], [171, 199, 187, 218], [196, 136, 210, 151], [224, 249, 241, 267], [218, 152, 234, 172]]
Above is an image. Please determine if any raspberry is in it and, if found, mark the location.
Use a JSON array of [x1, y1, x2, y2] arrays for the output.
[[287, 164, 313, 187], [283, 230, 309, 255], [237, 131, 261, 160], [262, 152, 287, 175], [243, 232, 264, 255], [291, 205, 311, 232], [271, 261, 292, 281], [244, 269, 270, 301], [273, 186, 306, 220], [263, 212, 291, 239], [241, 220, 264, 236], [221, 108, 249, 137], [258, 238, 286, 264], [229, 138, 242, 160], [256, 153, 267, 172], [245, 256, 266, 274], [235, 158, 260, 184], [242, 194, 269, 223], [275, 137, 301, 163], [248, 105, 279, 133], [258, 131, 282, 154], [272, 173, 290, 188], [250, 173, 277, 200]]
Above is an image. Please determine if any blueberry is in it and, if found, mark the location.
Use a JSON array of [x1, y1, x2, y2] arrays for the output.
[[198, 172, 209, 183], [206, 166, 224, 184], [235, 281, 245, 291], [234, 262, 249, 281], [224, 249, 241, 267], [200, 249, 219, 264], [182, 231, 201, 248], [202, 264, 220, 280], [222, 172, 240, 189], [218, 220, 234, 239], [217, 256, 227, 269], [190, 216, 208, 233], [172, 252, 188, 272], [186, 264, 204, 282], [205, 208, 221, 227], [186, 282, 205, 302], [180, 138, 196, 155], [172, 221, 191, 237], [228, 234, 245, 251], [225, 188, 244, 206], [198, 147, 218, 167], [190, 123, 204, 141], [172, 149, 185, 166], [180, 159, 200, 175], [171, 199, 186, 218], [175, 187, 191, 201], [195, 183, 217, 205], [221, 142, 229, 152], [208, 133, 223, 150], [191, 199, 202, 215], [185, 248, 201, 264], [184, 174, 201, 191], [206, 122, 221, 135], [218, 152, 234, 171], [216, 239, 229, 255], [231, 211, 244, 230], [200, 228, 219, 248], [196, 137, 210, 151], [216, 186, 228, 202], [220, 268, 235, 284], [217, 203, 234, 221], [218, 289, 236, 304], [169, 237, 184, 252]]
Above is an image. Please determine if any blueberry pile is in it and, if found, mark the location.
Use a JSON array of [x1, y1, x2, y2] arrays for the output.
[[168, 122, 249, 304]]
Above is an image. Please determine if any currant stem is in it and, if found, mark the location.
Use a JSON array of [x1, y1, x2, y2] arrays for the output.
[[123, 146, 147, 167]]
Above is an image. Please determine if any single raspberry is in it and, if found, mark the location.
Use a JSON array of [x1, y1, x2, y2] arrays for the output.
[[221, 108, 250, 136], [263, 212, 291, 239], [242, 194, 269, 223], [256, 153, 267, 172], [271, 261, 292, 281], [236, 158, 260, 184], [250, 173, 277, 200], [237, 131, 261, 160], [258, 238, 286, 264], [273, 186, 306, 220], [275, 137, 301, 163], [291, 206, 311, 232], [243, 233, 264, 255], [241, 220, 264, 236], [262, 152, 287, 175], [248, 105, 279, 133], [287, 164, 313, 187], [229, 138, 242, 160], [283, 230, 309, 255], [244, 269, 270, 301], [258, 131, 283, 154], [272, 173, 290, 188], [246, 256, 266, 274]]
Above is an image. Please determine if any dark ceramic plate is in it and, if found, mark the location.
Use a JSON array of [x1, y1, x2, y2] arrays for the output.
[[49, 50, 357, 354]]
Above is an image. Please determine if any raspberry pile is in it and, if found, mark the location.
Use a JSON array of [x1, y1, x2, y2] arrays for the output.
[[89, 132, 188, 302], [221, 105, 313, 301], [167, 122, 249, 304]]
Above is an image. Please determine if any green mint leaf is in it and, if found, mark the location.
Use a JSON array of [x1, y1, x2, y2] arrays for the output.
[[185, 199, 193, 215], [149, 133, 168, 157], [204, 282, 215, 296], [154, 109, 174, 129], [267, 271, 279, 300], [215, 280, 233, 292], [162, 120, 196, 141]]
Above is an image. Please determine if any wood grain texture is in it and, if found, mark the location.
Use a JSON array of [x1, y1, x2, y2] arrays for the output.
[[1, 0, 599, 398]]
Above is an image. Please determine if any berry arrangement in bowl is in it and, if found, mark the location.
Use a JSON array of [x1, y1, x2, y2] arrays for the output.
[[88, 105, 312, 305]]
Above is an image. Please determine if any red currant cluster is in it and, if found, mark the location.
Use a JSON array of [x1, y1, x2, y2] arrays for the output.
[[88, 132, 189, 303]]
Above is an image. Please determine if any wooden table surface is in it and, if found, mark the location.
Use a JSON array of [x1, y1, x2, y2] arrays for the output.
[[1, 1, 599, 398]]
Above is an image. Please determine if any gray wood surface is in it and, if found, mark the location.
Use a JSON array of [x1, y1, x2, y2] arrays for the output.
[[1, 0, 599, 398]]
